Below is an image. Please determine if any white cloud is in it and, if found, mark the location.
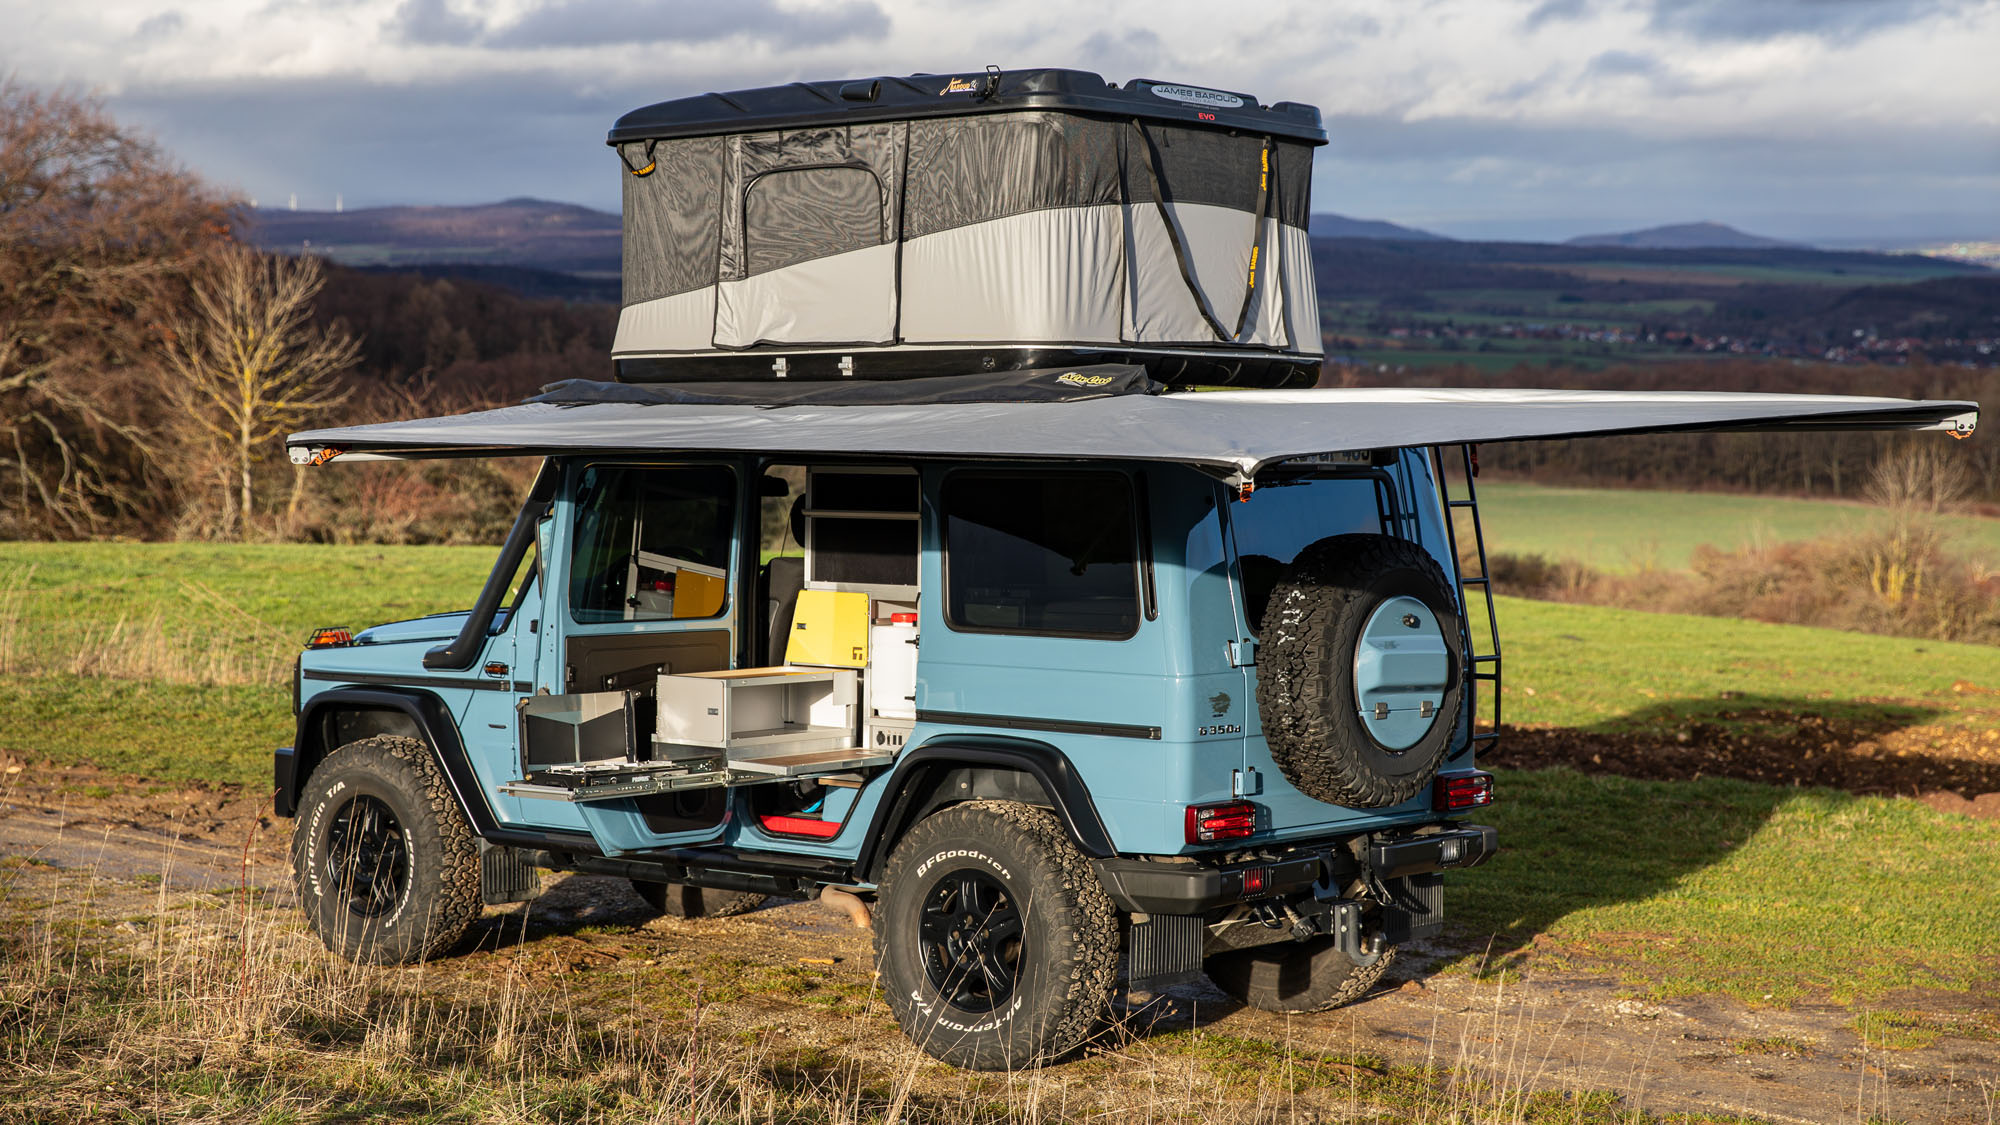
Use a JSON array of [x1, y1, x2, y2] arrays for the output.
[[1, 0, 1993, 238]]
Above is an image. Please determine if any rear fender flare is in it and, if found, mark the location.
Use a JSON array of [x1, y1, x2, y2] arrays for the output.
[[851, 735, 1115, 882]]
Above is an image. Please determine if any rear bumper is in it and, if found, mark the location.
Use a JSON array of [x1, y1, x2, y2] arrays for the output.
[[1092, 823, 1496, 915]]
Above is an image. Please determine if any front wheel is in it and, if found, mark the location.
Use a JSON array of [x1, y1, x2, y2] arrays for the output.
[[290, 735, 482, 965], [873, 801, 1118, 1070], [1204, 938, 1396, 1013]]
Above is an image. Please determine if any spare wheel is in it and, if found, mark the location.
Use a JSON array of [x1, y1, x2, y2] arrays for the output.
[[1256, 533, 1464, 808]]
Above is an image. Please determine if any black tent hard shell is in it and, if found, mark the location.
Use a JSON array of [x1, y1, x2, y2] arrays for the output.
[[607, 68, 1326, 387]]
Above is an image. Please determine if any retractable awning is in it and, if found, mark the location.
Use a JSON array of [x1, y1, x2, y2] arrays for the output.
[[288, 386, 1977, 486]]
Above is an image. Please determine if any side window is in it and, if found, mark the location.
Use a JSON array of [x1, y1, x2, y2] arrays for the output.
[[943, 472, 1139, 639], [568, 464, 737, 624]]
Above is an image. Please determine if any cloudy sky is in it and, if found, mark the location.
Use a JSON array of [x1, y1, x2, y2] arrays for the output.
[[6, 0, 1996, 242]]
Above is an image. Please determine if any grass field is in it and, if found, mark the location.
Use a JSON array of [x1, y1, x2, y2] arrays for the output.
[[0, 544, 1995, 1016], [1476, 480, 2000, 571], [1493, 594, 2000, 731], [1461, 768, 2000, 1004]]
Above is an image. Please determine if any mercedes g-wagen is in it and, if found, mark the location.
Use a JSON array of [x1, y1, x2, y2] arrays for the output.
[[274, 69, 1977, 1069]]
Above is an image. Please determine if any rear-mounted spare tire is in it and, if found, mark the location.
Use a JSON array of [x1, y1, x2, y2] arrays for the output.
[[1257, 533, 1464, 808]]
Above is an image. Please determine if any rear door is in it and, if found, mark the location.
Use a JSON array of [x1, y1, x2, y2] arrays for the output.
[[1225, 466, 1426, 831]]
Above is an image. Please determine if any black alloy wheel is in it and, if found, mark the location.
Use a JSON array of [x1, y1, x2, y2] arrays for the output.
[[291, 735, 482, 965], [323, 793, 410, 919], [917, 869, 1024, 1013], [873, 800, 1118, 1070]]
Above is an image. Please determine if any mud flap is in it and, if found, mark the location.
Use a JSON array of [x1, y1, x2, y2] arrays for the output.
[[479, 839, 540, 905], [1128, 913, 1206, 988], [1379, 873, 1444, 946]]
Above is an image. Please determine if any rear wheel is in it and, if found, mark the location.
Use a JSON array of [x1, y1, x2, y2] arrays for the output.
[[873, 801, 1118, 1070], [1204, 938, 1396, 1013], [630, 880, 765, 919], [291, 735, 481, 965]]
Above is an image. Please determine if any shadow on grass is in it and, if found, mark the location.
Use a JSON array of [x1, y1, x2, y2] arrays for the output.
[[1452, 693, 1953, 978]]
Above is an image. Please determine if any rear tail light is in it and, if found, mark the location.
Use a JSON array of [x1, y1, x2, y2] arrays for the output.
[[1186, 801, 1258, 844], [1434, 770, 1495, 812]]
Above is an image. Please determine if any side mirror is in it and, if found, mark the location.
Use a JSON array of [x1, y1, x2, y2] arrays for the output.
[[760, 476, 791, 499]]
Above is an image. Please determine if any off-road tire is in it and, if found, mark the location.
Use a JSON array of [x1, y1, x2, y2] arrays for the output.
[[1258, 533, 1465, 808], [630, 880, 765, 919], [291, 735, 481, 965], [1205, 939, 1397, 1013], [873, 801, 1118, 1070]]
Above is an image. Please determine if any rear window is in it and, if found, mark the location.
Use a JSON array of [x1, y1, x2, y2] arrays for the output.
[[1231, 476, 1385, 634], [943, 472, 1140, 639]]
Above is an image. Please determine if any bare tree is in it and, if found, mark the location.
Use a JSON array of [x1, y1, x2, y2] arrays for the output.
[[0, 82, 235, 536], [1864, 441, 1972, 515], [161, 245, 358, 537]]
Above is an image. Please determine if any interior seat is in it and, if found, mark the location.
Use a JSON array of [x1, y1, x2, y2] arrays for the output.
[[755, 495, 808, 665], [762, 556, 804, 665]]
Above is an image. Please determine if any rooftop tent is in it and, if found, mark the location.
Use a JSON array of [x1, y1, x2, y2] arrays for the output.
[[289, 386, 1978, 485], [606, 68, 1327, 387]]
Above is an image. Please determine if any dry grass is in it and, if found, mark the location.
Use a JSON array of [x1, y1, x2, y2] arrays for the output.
[[1482, 519, 2000, 647], [0, 860, 1767, 1125], [0, 575, 296, 687]]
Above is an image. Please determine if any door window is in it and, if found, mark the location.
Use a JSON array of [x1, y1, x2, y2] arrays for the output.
[[568, 464, 737, 624]]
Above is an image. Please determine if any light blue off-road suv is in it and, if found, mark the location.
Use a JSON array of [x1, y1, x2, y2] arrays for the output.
[[277, 433, 1504, 1069]]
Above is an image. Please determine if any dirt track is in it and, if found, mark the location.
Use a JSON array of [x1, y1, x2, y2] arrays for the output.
[[3, 748, 1997, 1123]]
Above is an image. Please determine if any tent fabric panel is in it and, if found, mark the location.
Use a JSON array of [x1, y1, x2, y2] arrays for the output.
[[612, 286, 717, 355], [713, 242, 897, 347], [1122, 204, 1293, 349], [289, 389, 1977, 486], [1237, 216, 1288, 347], [1276, 222, 1319, 355], [903, 112, 1123, 240], [899, 205, 1125, 344], [1122, 203, 1212, 343], [744, 165, 884, 276], [1162, 201, 1263, 342], [619, 135, 724, 305]]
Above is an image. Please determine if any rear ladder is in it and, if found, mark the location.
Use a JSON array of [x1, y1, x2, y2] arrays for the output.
[[1429, 445, 1502, 747]]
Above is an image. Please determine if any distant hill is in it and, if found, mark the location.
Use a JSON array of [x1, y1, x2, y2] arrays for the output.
[[245, 197, 621, 276], [1566, 221, 1800, 250], [1310, 213, 1449, 241]]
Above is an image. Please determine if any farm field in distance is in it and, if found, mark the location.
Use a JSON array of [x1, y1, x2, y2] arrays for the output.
[[2, 542, 1996, 1122], [1474, 480, 2000, 571], [1313, 238, 1999, 372]]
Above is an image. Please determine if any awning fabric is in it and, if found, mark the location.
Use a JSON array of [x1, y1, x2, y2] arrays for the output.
[[289, 387, 1978, 485]]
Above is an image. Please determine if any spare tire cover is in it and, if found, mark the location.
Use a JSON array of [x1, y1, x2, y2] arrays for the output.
[[1256, 534, 1465, 808]]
